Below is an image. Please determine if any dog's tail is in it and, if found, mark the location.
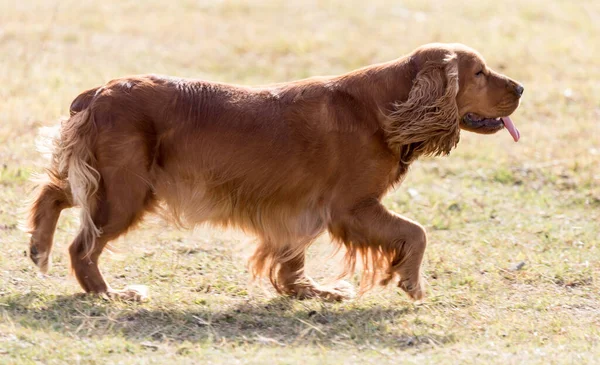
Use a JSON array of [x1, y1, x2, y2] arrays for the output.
[[27, 87, 102, 272], [60, 103, 103, 244]]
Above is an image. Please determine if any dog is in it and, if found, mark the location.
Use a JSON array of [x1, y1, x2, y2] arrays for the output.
[[28, 43, 523, 301]]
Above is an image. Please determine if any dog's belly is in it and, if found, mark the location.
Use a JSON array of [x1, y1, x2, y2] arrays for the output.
[[152, 168, 329, 241], [149, 127, 332, 241]]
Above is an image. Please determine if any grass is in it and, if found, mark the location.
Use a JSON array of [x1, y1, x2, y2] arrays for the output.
[[1, 0, 599, 363]]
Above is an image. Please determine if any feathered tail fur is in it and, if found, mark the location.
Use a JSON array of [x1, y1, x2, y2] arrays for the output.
[[28, 92, 102, 272]]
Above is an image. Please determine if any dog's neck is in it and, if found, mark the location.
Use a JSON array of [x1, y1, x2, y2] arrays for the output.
[[334, 55, 417, 123], [334, 55, 460, 164]]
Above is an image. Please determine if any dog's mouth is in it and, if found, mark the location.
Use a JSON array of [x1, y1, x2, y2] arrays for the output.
[[460, 113, 520, 142]]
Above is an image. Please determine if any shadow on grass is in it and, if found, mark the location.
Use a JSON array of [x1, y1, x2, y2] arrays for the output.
[[1, 292, 454, 350]]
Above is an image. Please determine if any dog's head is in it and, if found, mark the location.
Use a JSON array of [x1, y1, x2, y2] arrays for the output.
[[385, 43, 523, 159], [409, 43, 524, 142]]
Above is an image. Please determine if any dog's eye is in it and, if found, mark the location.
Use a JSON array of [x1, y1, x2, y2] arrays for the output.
[[475, 70, 484, 77]]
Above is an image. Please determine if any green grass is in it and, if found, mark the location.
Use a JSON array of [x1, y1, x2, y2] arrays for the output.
[[1, 0, 599, 364]]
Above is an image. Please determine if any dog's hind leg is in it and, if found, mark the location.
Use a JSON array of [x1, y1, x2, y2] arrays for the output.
[[251, 238, 355, 301], [28, 182, 72, 273], [275, 250, 356, 301], [69, 139, 156, 301]]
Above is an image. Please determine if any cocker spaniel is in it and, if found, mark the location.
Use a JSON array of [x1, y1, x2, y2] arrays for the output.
[[28, 43, 523, 301]]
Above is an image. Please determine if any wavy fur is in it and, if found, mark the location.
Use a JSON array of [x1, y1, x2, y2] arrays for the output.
[[384, 53, 460, 163], [59, 108, 102, 257]]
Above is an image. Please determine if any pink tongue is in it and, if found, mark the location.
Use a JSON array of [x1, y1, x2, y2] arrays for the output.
[[501, 116, 520, 142]]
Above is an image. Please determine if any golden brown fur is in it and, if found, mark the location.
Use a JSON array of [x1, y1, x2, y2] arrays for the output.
[[28, 43, 523, 301]]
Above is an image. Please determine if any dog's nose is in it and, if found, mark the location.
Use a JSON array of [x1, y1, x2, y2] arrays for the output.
[[514, 84, 524, 97]]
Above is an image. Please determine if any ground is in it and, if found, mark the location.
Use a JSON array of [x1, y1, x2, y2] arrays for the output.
[[1, 0, 599, 364]]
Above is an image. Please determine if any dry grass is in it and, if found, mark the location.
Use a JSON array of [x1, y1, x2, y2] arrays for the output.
[[1, 0, 599, 364]]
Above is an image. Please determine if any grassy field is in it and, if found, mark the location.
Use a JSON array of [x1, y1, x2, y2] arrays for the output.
[[1, 0, 599, 363]]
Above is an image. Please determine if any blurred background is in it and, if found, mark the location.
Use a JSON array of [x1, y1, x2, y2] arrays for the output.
[[0, 1, 599, 363], [1, 1, 598, 166]]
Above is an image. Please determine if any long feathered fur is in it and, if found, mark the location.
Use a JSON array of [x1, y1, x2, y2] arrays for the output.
[[384, 53, 461, 164], [27, 89, 103, 272], [57, 108, 102, 257]]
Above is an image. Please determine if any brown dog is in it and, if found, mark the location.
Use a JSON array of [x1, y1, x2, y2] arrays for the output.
[[28, 43, 522, 301]]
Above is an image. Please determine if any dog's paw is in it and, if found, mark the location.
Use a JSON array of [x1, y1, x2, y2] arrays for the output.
[[295, 280, 356, 302], [327, 280, 356, 300], [104, 285, 149, 302], [29, 240, 51, 274], [398, 277, 426, 301]]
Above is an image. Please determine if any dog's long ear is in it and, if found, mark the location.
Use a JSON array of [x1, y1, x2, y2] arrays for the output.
[[384, 52, 461, 161]]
